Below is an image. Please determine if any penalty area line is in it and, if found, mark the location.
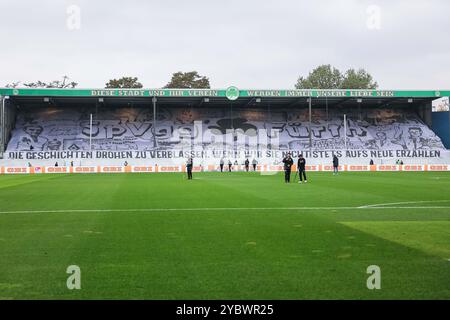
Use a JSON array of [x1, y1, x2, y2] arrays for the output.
[[358, 200, 450, 208], [0, 206, 450, 214]]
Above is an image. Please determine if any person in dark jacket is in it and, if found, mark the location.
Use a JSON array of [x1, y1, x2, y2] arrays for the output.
[[220, 158, 224, 172], [228, 159, 232, 172], [244, 158, 250, 172], [297, 154, 307, 183], [282, 153, 294, 183], [332, 155, 339, 175], [186, 157, 193, 180]]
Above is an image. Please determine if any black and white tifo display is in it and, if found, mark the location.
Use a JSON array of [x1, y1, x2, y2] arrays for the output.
[[4, 105, 450, 166]]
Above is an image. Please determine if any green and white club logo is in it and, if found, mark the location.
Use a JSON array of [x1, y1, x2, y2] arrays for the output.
[[225, 86, 239, 101]]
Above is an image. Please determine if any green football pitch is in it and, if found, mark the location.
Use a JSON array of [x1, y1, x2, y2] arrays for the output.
[[0, 171, 449, 300]]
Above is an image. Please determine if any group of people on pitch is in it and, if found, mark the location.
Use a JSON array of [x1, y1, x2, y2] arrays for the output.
[[186, 153, 340, 181], [282, 153, 340, 183], [185, 157, 259, 180], [219, 158, 258, 172]]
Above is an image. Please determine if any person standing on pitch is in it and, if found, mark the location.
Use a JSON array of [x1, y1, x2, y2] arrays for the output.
[[228, 159, 232, 172], [220, 158, 224, 172], [186, 157, 193, 180], [332, 155, 339, 175], [252, 158, 257, 171], [282, 153, 294, 183], [245, 158, 250, 172], [297, 154, 307, 183]]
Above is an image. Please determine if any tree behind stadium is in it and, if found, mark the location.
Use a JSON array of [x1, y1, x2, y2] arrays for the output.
[[164, 71, 210, 89], [105, 76, 143, 88], [295, 64, 378, 89], [5, 75, 78, 88]]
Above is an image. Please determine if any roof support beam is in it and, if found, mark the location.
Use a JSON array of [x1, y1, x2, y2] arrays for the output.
[[245, 97, 256, 107], [333, 98, 353, 108], [286, 98, 307, 108], [379, 97, 403, 108]]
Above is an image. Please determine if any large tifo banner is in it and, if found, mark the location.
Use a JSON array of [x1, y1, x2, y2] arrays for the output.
[[3, 105, 449, 166]]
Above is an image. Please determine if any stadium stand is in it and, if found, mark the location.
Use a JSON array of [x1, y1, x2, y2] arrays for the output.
[[3, 105, 447, 166], [1, 88, 449, 169]]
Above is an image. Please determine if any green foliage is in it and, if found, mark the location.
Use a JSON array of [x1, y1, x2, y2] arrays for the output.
[[6, 76, 78, 88], [105, 76, 143, 89], [295, 65, 378, 89], [341, 68, 378, 89], [296, 65, 343, 89], [4, 82, 21, 88], [164, 71, 210, 89]]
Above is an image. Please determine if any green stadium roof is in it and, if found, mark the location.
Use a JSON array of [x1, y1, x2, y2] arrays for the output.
[[0, 87, 448, 99], [2, 87, 447, 109]]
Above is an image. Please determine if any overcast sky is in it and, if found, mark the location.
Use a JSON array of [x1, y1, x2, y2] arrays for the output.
[[0, 0, 449, 89]]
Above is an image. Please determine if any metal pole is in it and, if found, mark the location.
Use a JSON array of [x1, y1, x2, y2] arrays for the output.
[[358, 100, 362, 121], [0, 97, 5, 157], [344, 114, 347, 150], [152, 97, 157, 148], [308, 97, 312, 149], [89, 113, 93, 151], [231, 102, 235, 159], [268, 102, 271, 154], [0, 96, 6, 155]]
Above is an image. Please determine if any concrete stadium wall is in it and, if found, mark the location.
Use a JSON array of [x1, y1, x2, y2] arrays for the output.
[[1, 163, 450, 175]]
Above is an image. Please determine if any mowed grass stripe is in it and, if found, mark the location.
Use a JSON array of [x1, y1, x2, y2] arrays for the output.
[[1, 205, 450, 214], [1, 171, 450, 211]]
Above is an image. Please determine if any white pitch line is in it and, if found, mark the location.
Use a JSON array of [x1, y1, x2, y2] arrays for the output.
[[358, 200, 450, 209], [360, 206, 450, 209], [0, 207, 355, 214], [0, 206, 450, 214]]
